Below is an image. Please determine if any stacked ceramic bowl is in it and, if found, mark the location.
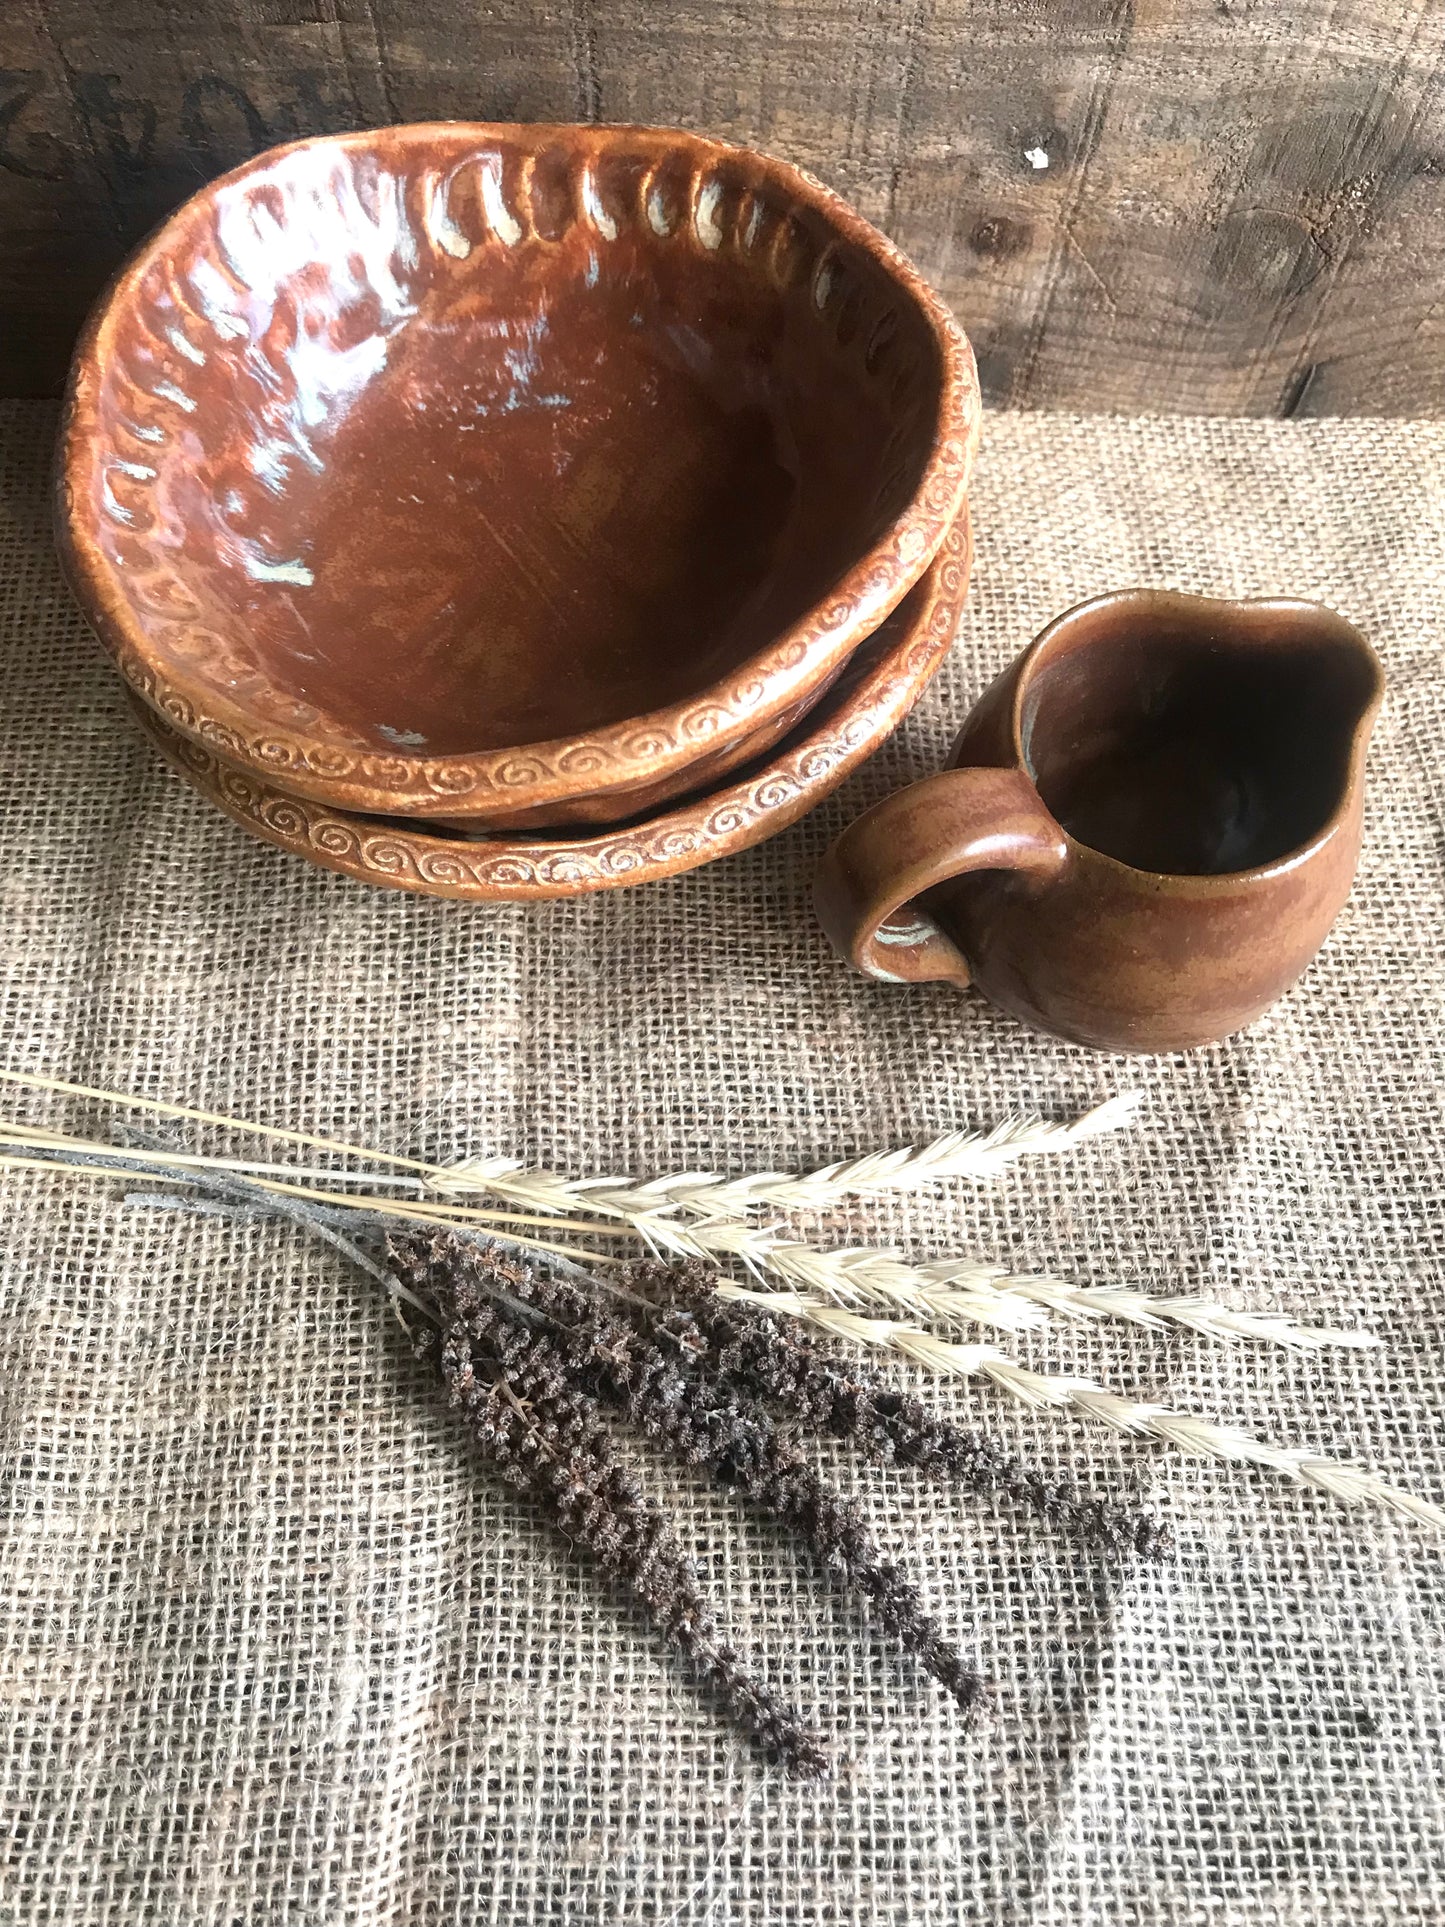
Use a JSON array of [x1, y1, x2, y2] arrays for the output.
[[58, 123, 980, 897]]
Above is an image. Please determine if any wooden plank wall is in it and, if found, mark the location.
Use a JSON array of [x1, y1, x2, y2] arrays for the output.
[[3, 1, 1444, 412]]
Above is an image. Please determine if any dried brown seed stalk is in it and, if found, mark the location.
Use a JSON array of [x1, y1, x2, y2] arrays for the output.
[[395, 1235, 992, 1721], [623, 1259, 1170, 1558], [406, 1250, 829, 1777]]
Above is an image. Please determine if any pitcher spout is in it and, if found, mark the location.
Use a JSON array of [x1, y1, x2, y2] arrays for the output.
[[1281, 601, 1384, 776], [999, 590, 1383, 879], [1239, 598, 1383, 856]]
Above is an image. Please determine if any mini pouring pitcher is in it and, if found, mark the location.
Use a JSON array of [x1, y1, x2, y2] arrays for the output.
[[814, 591, 1384, 1053]]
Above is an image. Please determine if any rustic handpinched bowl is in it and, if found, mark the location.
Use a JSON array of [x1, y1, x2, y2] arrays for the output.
[[58, 123, 979, 830], [134, 511, 972, 897]]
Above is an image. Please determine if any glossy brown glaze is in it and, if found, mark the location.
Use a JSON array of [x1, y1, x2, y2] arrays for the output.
[[815, 591, 1384, 1053], [422, 666, 847, 834], [58, 122, 979, 826], [131, 508, 972, 897]]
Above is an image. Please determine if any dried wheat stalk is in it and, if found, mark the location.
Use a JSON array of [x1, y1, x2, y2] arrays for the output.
[[0, 1066, 440, 1173], [616, 1219, 1376, 1353], [984, 1276, 1380, 1350], [0, 1069, 1416, 1524], [425, 1100, 1376, 1355], [428, 1093, 1143, 1217], [0, 1077, 1378, 1355], [715, 1287, 1443, 1530], [702, 1233, 1376, 1352]]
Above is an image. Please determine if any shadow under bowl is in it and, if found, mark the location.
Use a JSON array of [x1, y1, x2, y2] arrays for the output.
[[59, 122, 978, 827]]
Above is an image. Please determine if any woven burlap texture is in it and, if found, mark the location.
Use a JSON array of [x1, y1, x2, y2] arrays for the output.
[[2, 400, 1443, 1926]]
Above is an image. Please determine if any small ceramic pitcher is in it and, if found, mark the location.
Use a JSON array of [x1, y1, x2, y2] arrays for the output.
[[814, 591, 1384, 1053]]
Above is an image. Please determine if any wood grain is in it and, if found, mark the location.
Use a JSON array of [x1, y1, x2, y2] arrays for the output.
[[4, 0, 1445, 412]]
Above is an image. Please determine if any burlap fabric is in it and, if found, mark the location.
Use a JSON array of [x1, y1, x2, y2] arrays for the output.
[[2, 398, 1443, 1925]]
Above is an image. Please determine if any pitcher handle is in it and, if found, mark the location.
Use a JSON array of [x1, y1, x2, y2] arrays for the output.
[[814, 766, 1068, 989]]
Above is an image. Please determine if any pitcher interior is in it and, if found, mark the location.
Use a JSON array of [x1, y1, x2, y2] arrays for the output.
[[1019, 605, 1379, 875]]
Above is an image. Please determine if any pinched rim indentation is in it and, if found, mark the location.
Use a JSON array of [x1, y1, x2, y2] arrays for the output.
[[60, 121, 980, 817], [132, 512, 972, 898]]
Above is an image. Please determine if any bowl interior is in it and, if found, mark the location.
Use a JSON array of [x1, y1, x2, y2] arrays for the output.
[[76, 129, 945, 757]]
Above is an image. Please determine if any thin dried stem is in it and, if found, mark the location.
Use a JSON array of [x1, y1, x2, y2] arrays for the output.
[[0, 1066, 440, 1174], [716, 1287, 1444, 1531], [0, 1117, 429, 1189], [0, 1120, 632, 1236], [0, 1143, 621, 1270]]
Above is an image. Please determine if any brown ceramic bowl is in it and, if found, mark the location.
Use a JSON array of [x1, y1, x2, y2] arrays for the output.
[[58, 122, 979, 829], [131, 509, 972, 896]]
